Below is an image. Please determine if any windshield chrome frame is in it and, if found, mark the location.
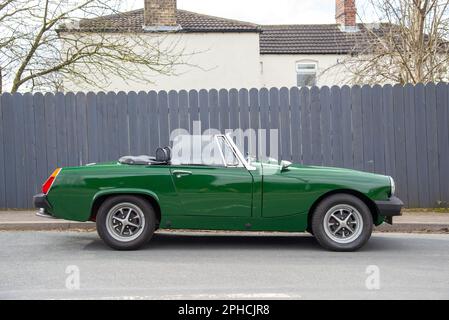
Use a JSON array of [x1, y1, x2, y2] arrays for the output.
[[221, 134, 257, 171]]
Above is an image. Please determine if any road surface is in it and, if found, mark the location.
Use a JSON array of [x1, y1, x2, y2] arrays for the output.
[[0, 231, 448, 299]]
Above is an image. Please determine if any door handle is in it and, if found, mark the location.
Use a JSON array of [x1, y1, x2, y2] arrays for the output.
[[172, 170, 192, 178]]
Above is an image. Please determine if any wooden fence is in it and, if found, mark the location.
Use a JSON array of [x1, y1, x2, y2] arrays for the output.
[[0, 82, 448, 208]]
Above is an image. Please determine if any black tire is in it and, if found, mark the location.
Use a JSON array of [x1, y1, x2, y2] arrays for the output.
[[96, 195, 157, 250], [311, 194, 373, 252]]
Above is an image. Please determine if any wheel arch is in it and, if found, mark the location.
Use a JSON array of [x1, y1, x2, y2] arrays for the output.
[[307, 189, 379, 231], [90, 190, 162, 225]]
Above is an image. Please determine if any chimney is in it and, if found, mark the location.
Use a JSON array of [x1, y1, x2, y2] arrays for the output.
[[335, 0, 357, 29], [143, 0, 180, 31]]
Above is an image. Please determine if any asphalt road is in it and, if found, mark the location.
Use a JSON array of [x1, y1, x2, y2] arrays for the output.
[[0, 231, 448, 300]]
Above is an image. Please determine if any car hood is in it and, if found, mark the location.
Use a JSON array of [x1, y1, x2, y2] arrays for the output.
[[260, 162, 390, 185], [292, 163, 388, 179]]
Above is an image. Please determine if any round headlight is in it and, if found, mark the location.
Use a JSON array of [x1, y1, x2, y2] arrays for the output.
[[389, 176, 395, 196]]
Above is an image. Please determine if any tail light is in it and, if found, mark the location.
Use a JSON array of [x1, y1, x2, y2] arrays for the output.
[[42, 168, 61, 194]]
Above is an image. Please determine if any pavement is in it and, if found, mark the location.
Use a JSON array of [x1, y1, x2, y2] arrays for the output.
[[0, 210, 448, 233], [0, 231, 448, 299]]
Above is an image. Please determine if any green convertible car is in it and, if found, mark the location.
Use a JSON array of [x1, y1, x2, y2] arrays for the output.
[[34, 134, 403, 251]]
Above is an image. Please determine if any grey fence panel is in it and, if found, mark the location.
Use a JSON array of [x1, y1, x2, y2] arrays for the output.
[[218, 89, 229, 133], [269, 88, 280, 160], [383, 85, 396, 179], [239, 89, 250, 131], [279, 87, 291, 161], [362, 85, 374, 173], [96, 92, 107, 162], [259, 88, 270, 158], [1, 82, 449, 209], [331, 86, 344, 167], [106, 92, 120, 161], [23, 93, 37, 208], [169, 90, 179, 135], [115, 92, 129, 157], [209, 89, 220, 132], [44, 93, 57, 175], [75, 92, 86, 165], [414, 84, 430, 207], [310, 86, 322, 165], [148, 91, 159, 154], [55, 93, 67, 168], [393, 84, 408, 205], [178, 90, 189, 132], [372, 85, 386, 175], [320, 86, 332, 166], [340, 86, 353, 169], [436, 83, 449, 206], [158, 91, 170, 148], [75, 92, 88, 165], [404, 84, 419, 208], [199, 89, 210, 132], [425, 83, 440, 207], [300, 87, 312, 165], [0, 93, 5, 206], [229, 89, 239, 131], [65, 93, 78, 166], [189, 90, 199, 136], [2, 94, 17, 207], [137, 91, 149, 155], [239, 88, 250, 155], [249, 88, 260, 158], [127, 91, 139, 156], [12, 94, 26, 208], [34, 93, 47, 188], [290, 87, 301, 163], [86, 92, 98, 163], [352, 86, 364, 171]]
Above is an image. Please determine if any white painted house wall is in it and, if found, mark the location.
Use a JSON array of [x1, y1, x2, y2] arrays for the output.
[[63, 32, 263, 92], [261, 54, 351, 88], [63, 34, 356, 92]]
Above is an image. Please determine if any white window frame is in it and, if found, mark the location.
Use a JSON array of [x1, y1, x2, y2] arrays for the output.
[[296, 61, 318, 87]]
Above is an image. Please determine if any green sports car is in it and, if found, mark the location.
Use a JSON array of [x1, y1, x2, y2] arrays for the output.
[[34, 134, 403, 251]]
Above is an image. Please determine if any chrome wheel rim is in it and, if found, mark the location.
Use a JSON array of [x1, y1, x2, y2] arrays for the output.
[[323, 204, 363, 244], [106, 203, 145, 242]]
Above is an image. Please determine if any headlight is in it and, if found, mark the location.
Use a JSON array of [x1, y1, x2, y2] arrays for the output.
[[389, 176, 395, 196]]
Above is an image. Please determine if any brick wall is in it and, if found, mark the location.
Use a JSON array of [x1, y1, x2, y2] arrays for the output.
[[144, 0, 177, 26], [335, 0, 356, 27]]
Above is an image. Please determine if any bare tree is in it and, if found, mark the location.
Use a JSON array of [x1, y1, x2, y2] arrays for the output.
[[335, 0, 449, 85], [0, 0, 194, 93]]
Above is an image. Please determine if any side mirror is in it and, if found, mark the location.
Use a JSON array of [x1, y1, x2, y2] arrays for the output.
[[280, 160, 292, 171]]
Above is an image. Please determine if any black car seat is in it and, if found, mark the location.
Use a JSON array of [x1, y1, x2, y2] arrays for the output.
[[155, 146, 172, 163]]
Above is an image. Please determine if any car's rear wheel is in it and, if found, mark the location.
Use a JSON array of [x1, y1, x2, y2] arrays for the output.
[[311, 194, 373, 251], [96, 195, 156, 250]]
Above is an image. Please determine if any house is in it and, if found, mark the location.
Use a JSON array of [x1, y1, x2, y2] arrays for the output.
[[61, 0, 376, 92]]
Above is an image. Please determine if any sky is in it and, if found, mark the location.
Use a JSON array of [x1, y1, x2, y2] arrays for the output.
[[125, 0, 378, 25]]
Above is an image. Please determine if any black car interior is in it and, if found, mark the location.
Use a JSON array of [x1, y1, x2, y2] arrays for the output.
[[118, 147, 171, 165]]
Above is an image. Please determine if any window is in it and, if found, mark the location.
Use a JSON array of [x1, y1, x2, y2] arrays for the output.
[[171, 135, 241, 167], [296, 62, 317, 87], [217, 136, 240, 167], [171, 135, 224, 166]]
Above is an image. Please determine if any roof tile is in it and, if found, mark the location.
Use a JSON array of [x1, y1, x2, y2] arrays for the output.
[[60, 9, 389, 54], [60, 9, 259, 33]]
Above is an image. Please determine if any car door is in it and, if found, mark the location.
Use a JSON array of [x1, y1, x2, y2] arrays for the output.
[[261, 163, 312, 217], [170, 136, 253, 217]]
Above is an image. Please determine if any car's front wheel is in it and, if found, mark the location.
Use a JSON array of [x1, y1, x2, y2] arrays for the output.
[[311, 194, 373, 251], [96, 195, 156, 250]]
